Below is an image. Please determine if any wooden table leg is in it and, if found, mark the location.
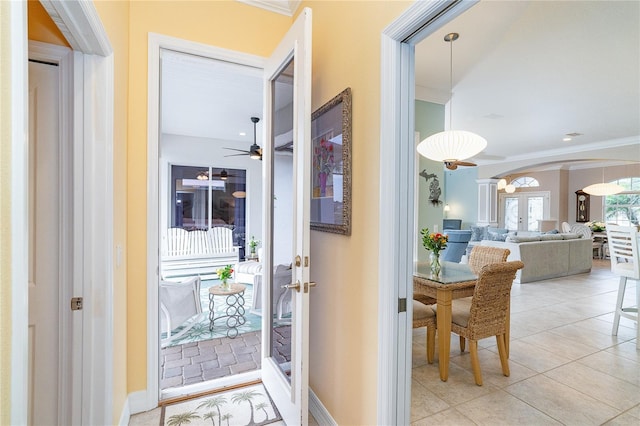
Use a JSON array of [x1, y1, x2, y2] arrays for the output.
[[506, 301, 510, 358], [436, 288, 452, 381]]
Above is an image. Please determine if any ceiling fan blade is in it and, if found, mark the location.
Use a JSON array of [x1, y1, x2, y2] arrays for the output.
[[223, 147, 250, 154], [456, 161, 477, 167], [224, 153, 249, 158]]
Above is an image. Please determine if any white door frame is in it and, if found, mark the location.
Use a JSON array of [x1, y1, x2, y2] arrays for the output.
[[145, 33, 265, 410], [499, 191, 551, 231], [377, 1, 477, 424], [11, 1, 113, 424]]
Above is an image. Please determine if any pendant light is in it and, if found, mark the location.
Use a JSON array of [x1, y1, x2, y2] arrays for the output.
[[583, 168, 623, 196], [220, 169, 228, 180], [416, 33, 487, 167]]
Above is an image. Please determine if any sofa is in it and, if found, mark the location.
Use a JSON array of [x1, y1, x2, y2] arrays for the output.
[[480, 234, 592, 283]]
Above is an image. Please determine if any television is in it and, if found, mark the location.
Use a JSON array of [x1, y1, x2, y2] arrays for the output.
[[443, 219, 462, 230]]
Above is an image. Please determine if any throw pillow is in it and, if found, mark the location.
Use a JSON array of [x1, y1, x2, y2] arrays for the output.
[[506, 235, 542, 243], [470, 225, 488, 241], [545, 229, 559, 234], [540, 233, 564, 241], [561, 233, 581, 240], [487, 230, 507, 241]]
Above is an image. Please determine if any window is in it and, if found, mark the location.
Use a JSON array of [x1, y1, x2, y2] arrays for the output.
[[605, 177, 640, 226], [170, 164, 247, 248], [511, 176, 540, 188]]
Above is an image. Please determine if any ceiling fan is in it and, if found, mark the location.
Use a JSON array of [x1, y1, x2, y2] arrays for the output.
[[224, 117, 262, 160], [444, 159, 477, 170]]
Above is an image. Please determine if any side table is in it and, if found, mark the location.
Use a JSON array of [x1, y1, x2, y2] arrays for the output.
[[208, 283, 246, 338]]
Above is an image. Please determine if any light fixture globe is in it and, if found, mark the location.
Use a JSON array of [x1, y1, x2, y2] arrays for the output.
[[583, 182, 624, 196], [504, 184, 516, 194], [416, 130, 487, 162], [497, 178, 507, 190]]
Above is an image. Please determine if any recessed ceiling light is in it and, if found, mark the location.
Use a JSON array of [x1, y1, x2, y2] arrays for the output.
[[563, 137, 572, 142], [239, 132, 246, 136]]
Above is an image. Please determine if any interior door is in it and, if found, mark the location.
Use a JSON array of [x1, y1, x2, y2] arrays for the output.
[[28, 60, 61, 425], [261, 7, 312, 425]]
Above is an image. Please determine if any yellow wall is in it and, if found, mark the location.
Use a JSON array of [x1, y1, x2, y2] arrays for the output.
[[27, 0, 69, 47], [304, 1, 410, 423]]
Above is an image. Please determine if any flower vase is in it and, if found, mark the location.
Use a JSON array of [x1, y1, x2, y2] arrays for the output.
[[221, 279, 230, 291], [429, 252, 441, 275], [318, 172, 327, 197]]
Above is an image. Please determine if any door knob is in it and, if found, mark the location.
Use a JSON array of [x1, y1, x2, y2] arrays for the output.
[[304, 281, 317, 293], [283, 280, 301, 293]]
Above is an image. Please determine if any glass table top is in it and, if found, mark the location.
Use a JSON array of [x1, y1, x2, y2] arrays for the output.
[[414, 261, 477, 284]]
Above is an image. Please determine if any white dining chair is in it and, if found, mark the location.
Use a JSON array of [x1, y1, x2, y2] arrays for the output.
[[606, 225, 640, 349]]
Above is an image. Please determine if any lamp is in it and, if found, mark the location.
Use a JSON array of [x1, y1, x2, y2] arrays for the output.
[[416, 33, 487, 167], [504, 184, 516, 194], [497, 178, 507, 190], [583, 169, 623, 196], [444, 204, 451, 212]]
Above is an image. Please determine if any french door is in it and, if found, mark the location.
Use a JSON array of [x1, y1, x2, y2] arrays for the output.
[[261, 8, 312, 425], [499, 191, 550, 231]]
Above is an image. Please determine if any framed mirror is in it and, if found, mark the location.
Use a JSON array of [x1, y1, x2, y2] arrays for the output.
[[310, 87, 352, 235]]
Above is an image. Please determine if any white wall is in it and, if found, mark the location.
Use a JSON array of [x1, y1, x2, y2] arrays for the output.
[[160, 133, 263, 251]]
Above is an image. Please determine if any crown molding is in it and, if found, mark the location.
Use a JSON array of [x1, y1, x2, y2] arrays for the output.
[[236, 0, 301, 17]]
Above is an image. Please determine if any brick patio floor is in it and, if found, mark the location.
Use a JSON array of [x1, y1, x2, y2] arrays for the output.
[[161, 326, 291, 390]]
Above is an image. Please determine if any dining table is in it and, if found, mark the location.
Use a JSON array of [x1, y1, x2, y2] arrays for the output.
[[413, 261, 479, 382]]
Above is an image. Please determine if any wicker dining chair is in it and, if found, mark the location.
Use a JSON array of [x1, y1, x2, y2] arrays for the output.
[[468, 245, 511, 275], [412, 300, 436, 364], [449, 261, 524, 386]]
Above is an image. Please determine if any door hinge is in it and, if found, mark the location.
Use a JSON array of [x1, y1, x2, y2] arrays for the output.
[[71, 297, 83, 311], [398, 298, 407, 313]]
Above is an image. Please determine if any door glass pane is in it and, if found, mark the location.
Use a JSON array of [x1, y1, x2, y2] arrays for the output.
[[270, 58, 295, 380], [504, 197, 519, 230], [527, 197, 544, 231]]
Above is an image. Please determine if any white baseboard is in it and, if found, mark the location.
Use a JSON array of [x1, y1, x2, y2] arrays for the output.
[[126, 390, 154, 419], [309, 387, 336, 426], [118, 396, 130, 426]]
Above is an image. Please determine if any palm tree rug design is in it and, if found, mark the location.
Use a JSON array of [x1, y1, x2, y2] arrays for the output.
[[161, 383, 283, 426]]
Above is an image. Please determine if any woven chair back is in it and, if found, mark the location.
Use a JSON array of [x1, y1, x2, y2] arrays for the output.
[[469, 246, 510, 275], [465, 261, 524, 340]]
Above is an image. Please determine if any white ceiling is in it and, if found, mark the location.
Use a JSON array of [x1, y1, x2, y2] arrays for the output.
[[161, 1, 639, 168], [414, 1, 640, 165]]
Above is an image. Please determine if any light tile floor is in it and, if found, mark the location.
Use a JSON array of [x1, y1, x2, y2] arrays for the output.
[[411, 259, 640, 425]]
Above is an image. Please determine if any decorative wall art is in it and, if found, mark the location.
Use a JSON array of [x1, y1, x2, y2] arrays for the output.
[[310, 88, 352, 235], [419, 170, 443, 206]]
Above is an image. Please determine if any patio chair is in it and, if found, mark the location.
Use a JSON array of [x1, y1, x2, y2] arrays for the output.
[[448, 261, 524, 385], [159, 276, 206, 348], [606, 225, 640, 349]]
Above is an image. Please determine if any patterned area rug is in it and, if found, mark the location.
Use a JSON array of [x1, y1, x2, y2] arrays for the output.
[[164, 280, 262, 347], [161, 383, 283, 426]]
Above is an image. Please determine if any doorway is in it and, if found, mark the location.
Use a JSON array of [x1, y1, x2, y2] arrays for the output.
[[500, 191, 550, 231], [157, 48, 265, 394]]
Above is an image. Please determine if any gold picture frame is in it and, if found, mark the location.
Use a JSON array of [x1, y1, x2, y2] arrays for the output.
[[310, 88, 352, 235]]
